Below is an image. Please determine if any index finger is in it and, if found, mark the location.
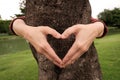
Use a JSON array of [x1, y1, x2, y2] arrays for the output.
[[62, 41, 79, 64], [43, 41, 62, 64]]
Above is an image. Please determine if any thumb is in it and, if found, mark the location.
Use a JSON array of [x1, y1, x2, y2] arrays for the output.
[[62, 27, 76, 39], [44, 27, 61, 39]]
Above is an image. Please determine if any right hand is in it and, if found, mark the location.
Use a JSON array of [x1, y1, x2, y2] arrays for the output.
[[13, 19, 62, 67], [25, 26, 62, 67]]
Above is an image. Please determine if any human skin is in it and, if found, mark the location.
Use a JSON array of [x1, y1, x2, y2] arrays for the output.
[[12, 19, 104, 68]]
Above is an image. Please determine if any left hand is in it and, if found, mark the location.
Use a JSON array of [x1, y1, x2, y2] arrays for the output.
[[61, 22, 104, 67]]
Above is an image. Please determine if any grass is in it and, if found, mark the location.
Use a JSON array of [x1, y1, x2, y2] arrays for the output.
[[0, 50, 38, 80], [95, 28, 120, 80], [0, 27, 120, 80]]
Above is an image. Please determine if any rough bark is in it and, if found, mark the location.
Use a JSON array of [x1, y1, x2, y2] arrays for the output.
[[25, 0, 102, 80]]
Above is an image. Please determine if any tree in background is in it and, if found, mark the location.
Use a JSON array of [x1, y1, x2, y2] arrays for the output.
[[98, 8, 120, 28], [0, 14, 11, 34], [0, 20, 11, 34], [19, 0, 26, 14], [0, 15, 2, 20], [15, 0, 25, 17]]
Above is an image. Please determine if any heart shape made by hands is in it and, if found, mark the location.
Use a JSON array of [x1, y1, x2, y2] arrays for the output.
[[47, 34, 75, 60]]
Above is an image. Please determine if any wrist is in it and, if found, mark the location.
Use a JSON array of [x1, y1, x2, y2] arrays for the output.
[[20, 25, 32, 38], [13, 19, 31, 37], [91, 18, 108, 38], [9, 16, 25, 35], [91, 22, 104, 38]]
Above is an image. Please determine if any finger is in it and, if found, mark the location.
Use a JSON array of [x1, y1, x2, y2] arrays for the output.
[[43, 51, 62, 67], [65, 45, 89, 67], [43, 41, 62, 64], [41, 45, 62, 67], [62, 41, 79, 64], [63, 39, 93, 67], [63, 49, 83, 67], [53, 61, 63, 68], [62, 27, 76, 39], [44, 27, 61, 39]]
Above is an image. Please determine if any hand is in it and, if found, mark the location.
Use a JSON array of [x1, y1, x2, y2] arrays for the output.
[[13, 19, 62, 67], [25, 26, 63, 67], [61, 22, 104, 67]]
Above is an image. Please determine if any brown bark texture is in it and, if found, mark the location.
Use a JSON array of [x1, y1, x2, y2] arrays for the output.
[[25, 0, 102, 80]]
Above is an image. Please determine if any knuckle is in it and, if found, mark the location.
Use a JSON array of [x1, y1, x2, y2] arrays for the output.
[[71, 59, 75, 64], [37, 43, 48, 51], [76, 43, 88, 52], [36, 47, 42, 53], [81, 47, 88, 52], [40, 44, 47, 49], [53, 58, 58, 63], [66, 55, 71, 60], [65, 55, 71, 61], [76, 43, 83, 49]]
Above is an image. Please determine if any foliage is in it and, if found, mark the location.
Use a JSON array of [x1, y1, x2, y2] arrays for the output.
[[15, 0, 26, 17], [20, 0, 26, 14], [98, 8, 120, 28], [0, 15, 2, 20], [0, 20, 12, 34]]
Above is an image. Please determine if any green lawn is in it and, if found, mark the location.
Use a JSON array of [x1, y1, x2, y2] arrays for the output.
[[0, 50, 38, 80], [95, 28, 120, 80], [0, 28, 120, 80]]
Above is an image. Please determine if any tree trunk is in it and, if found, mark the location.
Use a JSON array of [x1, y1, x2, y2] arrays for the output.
[[25, 0, 102, 80]]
